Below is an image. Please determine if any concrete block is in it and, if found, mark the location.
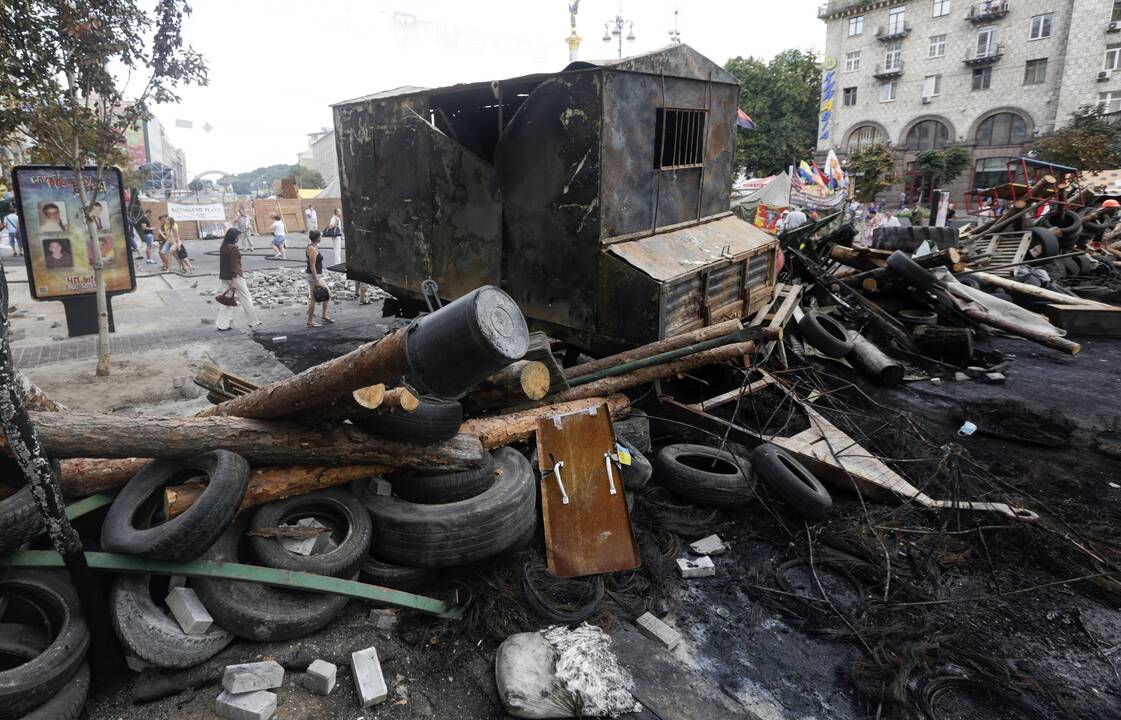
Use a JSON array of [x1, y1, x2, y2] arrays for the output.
[[688, 534, 726, 556], [964, 366, 986, 378], [272, 336, 287, 343], [983, 372, 1006, 384], [222, 661, 284, 694], [369, 609, 398, 633], [167, 575, 187, 591], [166, 586, 214, 635], [279, 517, 330, 556], [214, 689, 277, 720], [351, 646, 388, 708], [677, 556, 716, 579], [302, 659, 337, 695], [953, 371, 970, 382], [374, 478, 392, 496], [636, 612, 681, 650], [930, 377, 943, 386]]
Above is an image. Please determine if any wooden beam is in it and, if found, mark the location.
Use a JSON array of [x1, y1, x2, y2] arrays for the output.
[[1044, 304, 1121, 337]]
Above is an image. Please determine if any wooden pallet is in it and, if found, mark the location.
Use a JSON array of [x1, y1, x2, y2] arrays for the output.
[[194, 360, 261, 404], [963, 231, 1031, 276], [747, 283, 802, 365]]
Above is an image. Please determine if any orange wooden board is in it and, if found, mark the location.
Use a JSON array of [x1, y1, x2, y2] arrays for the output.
[[535, 404, 640, 578]]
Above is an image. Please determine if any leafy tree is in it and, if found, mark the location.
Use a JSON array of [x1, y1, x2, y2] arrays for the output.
[[220, 164, 303, 196], [725, 49, 821, 177], [299, 169, 326, 189], [914, 146, 971, 197], [846, 143, 896, 203], [0, 0, 207, 376], [187, 178, 205, 194], [1033, 104, 1121, 172]]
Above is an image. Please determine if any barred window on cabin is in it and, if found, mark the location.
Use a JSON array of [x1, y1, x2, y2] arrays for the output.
[[655, 108, 707, 170]]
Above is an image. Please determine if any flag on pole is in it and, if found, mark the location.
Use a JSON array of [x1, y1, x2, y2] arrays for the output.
[[797, 161, 816, 185], [736, 108, 756, 130]]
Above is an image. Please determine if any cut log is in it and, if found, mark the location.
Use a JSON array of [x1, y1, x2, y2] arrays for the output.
[[460, 394, 631, 448], [549, 341, 755, 404], [197, 327, 411, 420], [1044, 304, 1121, 337], [379, 387, 419, 413], [912, 325, 975, 362], [846, 331, 904, 385], [829, 245, 888, 271], [352, 384, 386, 409], [969, 272, 1116, 310], [476, 360, 551, 401], [843, 248, 963, 289], [16, 373, 66, 412], [525, 331, 568, 391], [563, 319, 743, 380], [0, 412, 485, 471], [958, 305, 1080, 355]]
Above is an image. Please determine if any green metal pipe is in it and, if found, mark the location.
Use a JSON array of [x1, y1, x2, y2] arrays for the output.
[[0, 550, 461, 619], [567, 327, 756, 386], [65, 492, 116, 521]]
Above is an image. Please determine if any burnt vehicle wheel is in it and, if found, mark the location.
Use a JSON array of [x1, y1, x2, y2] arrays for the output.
[[797, 310, 855, 358], [110, 574, 232, 668], [357, 397, 463, 441], [248, 489, 372, 578], [752, 443, 832, 521], [101, 450, 250, 561], [1073, 253, 1093, 275], [1080, 208, 1105, 236], [384, 452, 497, 504], [1027, 226, 1059, 259], [654, 443, 754, 508], [886, 250, 937, 291], [362, 447, 536, 568], [1048, 208, 1082, 241], [915, 674, 1052, 720], [0, 623, 89, 720], [0, 480, 44, 559], [358, 553, 439, 593]]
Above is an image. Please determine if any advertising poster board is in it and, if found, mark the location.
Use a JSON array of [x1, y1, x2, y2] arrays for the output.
[[11, 166, 136, 300], [754, 204, 784, 235]]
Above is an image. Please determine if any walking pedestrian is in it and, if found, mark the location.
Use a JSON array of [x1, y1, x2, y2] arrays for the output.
[[270, 214, 287, 259], [304, 205, 318, 234], [324, 207, 343, 266], [3, 207, 22, 256], [898, 190, 906, 210], [157, 214, 173, 271], [167, 216, 192, 273], [234, 207, 254, 252], [216, 228, 261, 331], [305, 230, 333, 327], [135, 209, 156, 264]]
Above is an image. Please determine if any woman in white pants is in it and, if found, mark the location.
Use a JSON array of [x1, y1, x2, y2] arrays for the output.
[[326, 208, 343, 266], [216, 228, 262, 331]]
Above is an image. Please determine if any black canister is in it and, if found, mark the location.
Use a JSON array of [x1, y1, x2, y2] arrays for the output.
[[405, 285, 529, 399]]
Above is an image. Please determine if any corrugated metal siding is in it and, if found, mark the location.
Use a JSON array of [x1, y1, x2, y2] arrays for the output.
[[663, 273, 705, 336]]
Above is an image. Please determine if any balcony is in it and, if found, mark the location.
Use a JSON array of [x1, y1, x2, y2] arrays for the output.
[[964, 44, 1005, 65], [817, 0, 893, 19], [872, 62, 904, 79], [966, 1, 1010, 24], [875, 22, 911, 40]]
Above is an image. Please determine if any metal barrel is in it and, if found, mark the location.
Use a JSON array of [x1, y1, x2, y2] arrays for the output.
[[405, 285, 529, 399]]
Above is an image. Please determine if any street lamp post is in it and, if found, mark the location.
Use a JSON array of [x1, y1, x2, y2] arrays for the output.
[[567, 1, 582, 62], [668, 10, 681, 44], [602, 8, 635, 59]]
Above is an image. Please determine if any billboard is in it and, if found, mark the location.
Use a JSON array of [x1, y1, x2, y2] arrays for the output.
[[11, 166, 136, 300]]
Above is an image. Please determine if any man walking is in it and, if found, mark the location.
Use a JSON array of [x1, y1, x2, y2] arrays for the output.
[[135, 209, 156, 264], [234, 207, 254, 251], [304, 205, 318, 234], [3, 207, 21, 256], [785, 206, 808, 232]]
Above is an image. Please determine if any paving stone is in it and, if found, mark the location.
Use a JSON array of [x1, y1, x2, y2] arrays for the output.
[[688, 534, 726, 556], [351, 646, 388, 707], [964, 366, 986, 378], [215, 689, 277, 720], [983, 372, 1007, 384], [953, 371, 970, 382], [166, 586, 214, 635], [271, 336, 287, 343], [222, 661, 284, 694], [636, 612, 681, 650], [302, 659, 337, 696], [374, 478, 392, 496], [677, 556, 716, 579], [930, 377, 943, 386], [369, 609, 399, 633]]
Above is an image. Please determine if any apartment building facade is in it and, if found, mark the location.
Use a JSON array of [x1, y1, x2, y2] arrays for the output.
[[817, 0, 1121, 205]]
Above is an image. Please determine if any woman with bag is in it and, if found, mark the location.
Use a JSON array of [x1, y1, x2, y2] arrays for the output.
[[324, 208, 343, 266], [166, 216, 192, 274], [216, 228, 261, 331], [305, 230, 333, 327]]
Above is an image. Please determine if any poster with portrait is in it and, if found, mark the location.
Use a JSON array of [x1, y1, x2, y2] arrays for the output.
[[11, 166, 136, 300]]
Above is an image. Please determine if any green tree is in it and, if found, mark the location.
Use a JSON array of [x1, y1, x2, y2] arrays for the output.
[[846, 143, 896, 203], [1033, 104, 1121, 172], [725, 49, 821, 177], [299, 169, 326, 189], [914, 146, 971, 195], [0, 0, 207, 376]]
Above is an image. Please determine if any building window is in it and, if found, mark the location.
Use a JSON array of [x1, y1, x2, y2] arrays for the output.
[[1107, 44, 1121, 72], [845, 50, 862, 72], [976, 112, 1028, 146], [655, 108, 706, 169], [923, 74, 943, 98], [972, 67, 992, 90], [974, 157, 1014, 189], [849, 15, 864, 36], [887, 6, 906, 34], [843, 87, 858, 106], [1029, 13, 1053, 40], [906, 120, 949, 150], [1114, 1, 1121, 22], [976, 29, 995, 57], [885, 42, 903, 70], [849, 124, 887, 151], [929, 34, 946, 58], [1100, 91, 1121, 114], [932, 0, 950, 17], [880, 80, 897, 102], [1024, 59, 1048, 85]]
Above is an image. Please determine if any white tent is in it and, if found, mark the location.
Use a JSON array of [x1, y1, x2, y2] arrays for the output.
[[731, 171, 791, 219]]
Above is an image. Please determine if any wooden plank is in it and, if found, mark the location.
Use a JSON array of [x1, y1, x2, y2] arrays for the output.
[[1045, 304, 1121, 337], [535, 404, 640, 578], [686, 377, 773, 411]]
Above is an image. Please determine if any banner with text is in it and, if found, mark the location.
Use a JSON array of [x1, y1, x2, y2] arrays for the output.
[[166, 202, 226, 221]]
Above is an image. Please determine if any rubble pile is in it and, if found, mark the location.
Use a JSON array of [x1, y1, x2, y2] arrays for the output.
[[245, 267, 389, 309]]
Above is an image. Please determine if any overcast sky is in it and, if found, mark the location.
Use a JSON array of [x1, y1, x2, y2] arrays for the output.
[[152, 0, 825, 177]]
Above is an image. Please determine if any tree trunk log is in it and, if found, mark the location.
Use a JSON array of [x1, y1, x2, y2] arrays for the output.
[[912, 325, 975, 362], [959, 306, 1080, 355], [964, 176, 1053, 237], [526, 332, 568, 391], [460, 394, 631, 447], [846, 331, 904, 385], [467, 361, 552, 408], [843, 248, 963, 288], [197, 327, 411, 420], [548, 341, 755, 404], [970, 272, 1116, 310], [0, 412, 485, 470], [563, 319, 743, 380], [16, 373, 66, 412]]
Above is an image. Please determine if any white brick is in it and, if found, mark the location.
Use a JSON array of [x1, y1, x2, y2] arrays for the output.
[[351, 646, 388, 708], [222, 661, 284, 694], [635, 612, 681, 650], [688, 534, 726, 556], [215, 690, 276, 720], [677, 556, 716, 579], [302, 659, 337, 696], [165, 587, 213, 636]]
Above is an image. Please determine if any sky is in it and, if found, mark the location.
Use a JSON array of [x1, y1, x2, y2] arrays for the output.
[[151, 0, 825, 177]]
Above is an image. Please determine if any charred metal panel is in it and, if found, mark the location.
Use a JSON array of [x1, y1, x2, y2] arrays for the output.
[[662, 273, 705, 337], [599, 71, 659, 239], [593, 44, 737, 85], [596, 251, 660, 347], [496, 72, 602, 332], [702, 85, 738, 218]]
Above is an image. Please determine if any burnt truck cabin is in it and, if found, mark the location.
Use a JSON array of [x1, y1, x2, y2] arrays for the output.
[[333, 44, 778, 352]]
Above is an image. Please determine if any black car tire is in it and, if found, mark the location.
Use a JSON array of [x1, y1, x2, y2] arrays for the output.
[[0, 573, 89, 720], [356, 397, 463, 441], [363, 447, 536, 568], [797, 311, 854, 359], [249, 489, 372, 578], [1028, 226, 1060, 259], [110, 574, 232, 668], [193, 521, 351, 642], [1074, 253, 1093, 275], [0, 624, 88, 720], [101, 451, 250, 562], [752, 443, 832, 521], [1049, 208, 1082, 240], [654, 443, 754, 508], [384, 453, 497, 504], [1060, 256, 1081, 278], [1080, 208, 1106, 236], [0, 484, 43, 559], [358, 554, 440, 593], [887, 250, 937, 291]]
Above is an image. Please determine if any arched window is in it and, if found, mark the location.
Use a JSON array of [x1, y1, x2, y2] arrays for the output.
[[976, 113, 1028, 146], [905, 120, 949, 150], [973, 157, 1014, 189], [848, 124, 886, 151]]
